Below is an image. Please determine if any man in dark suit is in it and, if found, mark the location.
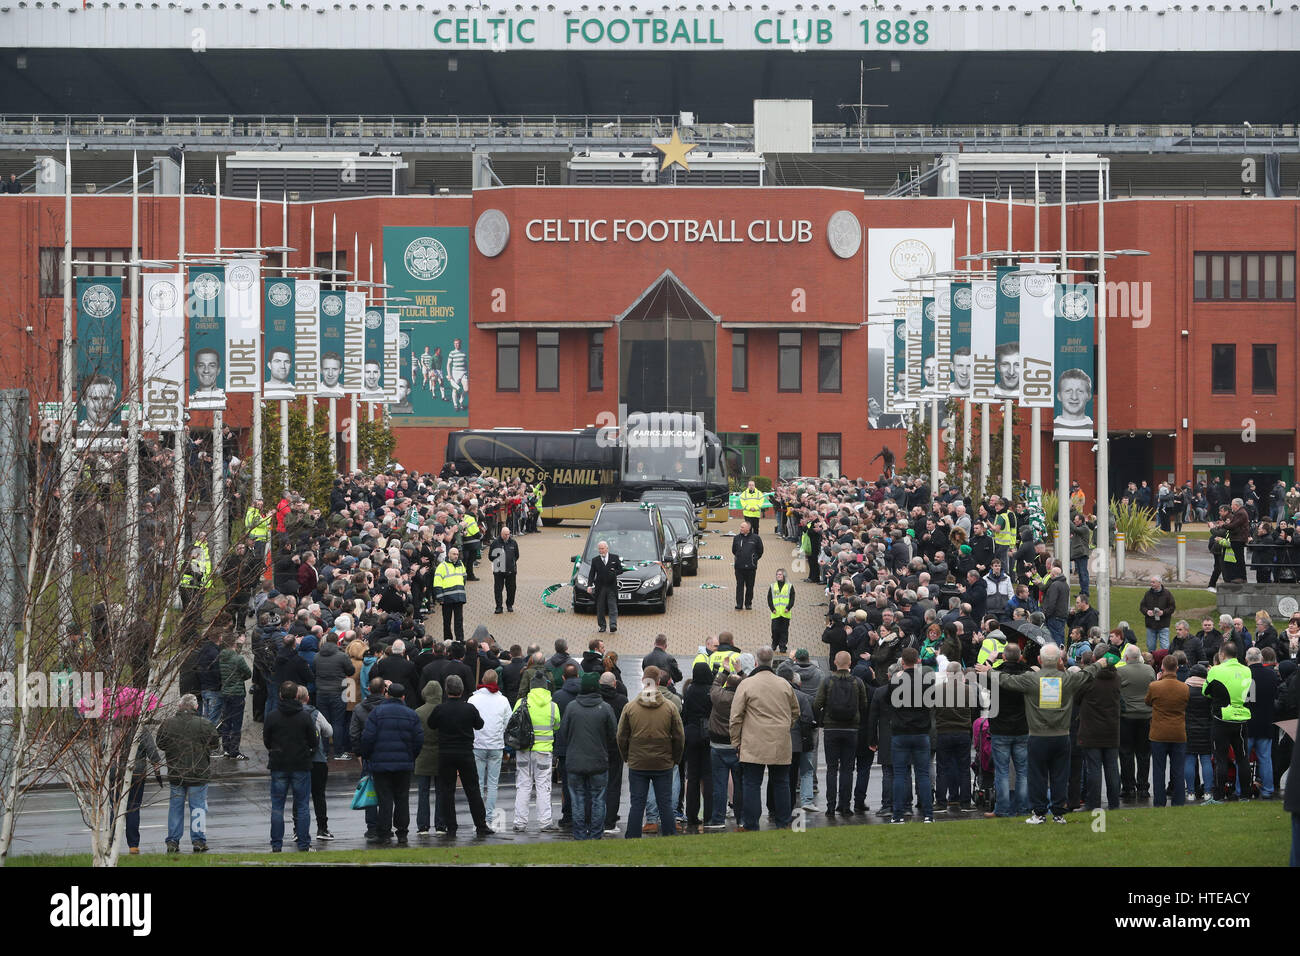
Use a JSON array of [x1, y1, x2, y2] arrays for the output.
[[732, 520, 765, 611], [587, 540, 624, 634]]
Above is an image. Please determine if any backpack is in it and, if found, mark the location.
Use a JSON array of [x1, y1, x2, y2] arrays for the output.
[[504, 699, 535, 751], [827, 675, 859, 723]]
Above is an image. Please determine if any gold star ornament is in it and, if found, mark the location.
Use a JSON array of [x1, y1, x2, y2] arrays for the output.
[[653, 128, 698, 171]]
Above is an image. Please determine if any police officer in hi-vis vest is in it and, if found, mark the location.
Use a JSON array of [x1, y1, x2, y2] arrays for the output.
[[767, 569, 796, 653]]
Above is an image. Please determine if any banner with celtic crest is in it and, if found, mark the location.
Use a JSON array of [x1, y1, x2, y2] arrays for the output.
[[186, 265, 226, 411], [263, 277, 296, 400], [76, 276, 123, 430]]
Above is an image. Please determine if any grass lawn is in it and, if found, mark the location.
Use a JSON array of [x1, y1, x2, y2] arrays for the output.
[[1071, 585, 1216, 633], [10, 803, 1288, 867]]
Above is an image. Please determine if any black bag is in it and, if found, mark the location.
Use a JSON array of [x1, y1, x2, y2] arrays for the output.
[[504, 700, 535, 751], [827, 675, 859, 723]]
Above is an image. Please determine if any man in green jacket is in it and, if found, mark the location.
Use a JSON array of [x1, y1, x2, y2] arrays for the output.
[[157, 694, 219, 853], [218, 634, 252, 760], [978, 643, 1108, 823], [1202, 643, 1254, 803]]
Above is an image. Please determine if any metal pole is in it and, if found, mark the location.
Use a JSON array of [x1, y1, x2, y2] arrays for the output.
[[1096, 162, 1112, 630], [329, 215, 337, 472], [57, 141, 74, 634], [1058, 442, 1070, 586], [212, 158, 225, 567], [349, 232, 359, 474], [979, 197, 990, 495], [307, 208, 315, 437], [1031, 167, 1042, 493], [252, 180, 263, 504], [1001, 188, 1012, 500], [175, 152, 187, 573], [280, 192, 289, 492], [1177, 533, 1187, 583], [126, 153, 141, 607], [963, 204, 972, 493], [369, 242, 377, 424]]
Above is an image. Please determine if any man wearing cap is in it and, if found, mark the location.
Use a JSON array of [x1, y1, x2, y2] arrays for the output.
[[767, 568, 795, 653], [358, 682, 425, 845]]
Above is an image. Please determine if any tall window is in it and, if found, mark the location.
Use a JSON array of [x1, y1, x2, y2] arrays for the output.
[[731, 331, 747, 391], [40, 247, 128, 298], [496, 331, 520, 391], [587, 331, 604, 391], [778, 332, 801, 392], [1211, 344, 1235, 394], [536, 330, 559, 391], [1195, 253, 1295, 301], [817, 433, 842, 479], [777, 432, 801, 479], [818, 332, 842, 392], [1253, 344, 1277, 394]]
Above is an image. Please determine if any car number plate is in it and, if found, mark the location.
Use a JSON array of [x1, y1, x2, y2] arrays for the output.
[[619, 592, 631, 601]]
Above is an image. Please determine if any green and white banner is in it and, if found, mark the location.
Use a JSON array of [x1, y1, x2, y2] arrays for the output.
[[75, 276, 123, 432], [318, 289, 346, 399], [888, 315, 906, 415], [920, 295, 936, 396], [904, 304, 923, 402], [994, 265, 1020, 402], [362, 304, 387, 403], [383, 312, 402, 407], [263, 277, 296, 400], [949, 281, 972, 399], [187, 265, 226, 411], [294, 279, 320, 397], [142, 273, 185, 431], [1018, 262, 1055, 409], [935, 285, 951, 398], [1053, 282, 1096, 442], [384, 226, 471, 425], [224, 259, 260, 393], [344, 291, 367, 395], [970, 279, 997, 404]]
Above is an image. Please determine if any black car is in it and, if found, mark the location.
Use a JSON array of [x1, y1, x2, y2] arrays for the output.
[[571, 503, 675, 614], [639, 489, 705, 531], [663, 513, 700, 576]]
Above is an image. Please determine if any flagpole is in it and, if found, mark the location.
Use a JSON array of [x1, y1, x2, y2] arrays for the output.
[[349, 231, 359, 475], [212, 158, 225, 568], [1002, 186, 1013, 501], [963, 204, 972, 496], [369, 242, 377, 424], [1031, 171, 1042, 496], [252, 180, 263, 505], [175, 150, 187, 573], [57, 140, 74, 634], [280, 191, 290, 492], [330, 214, 338, 473], [979, 197, 990, 496], [1057, 157, 1071, 583], [307, 207, 316, 439], [126, 152, 141, 608], [1096, 162, 1111, 630]]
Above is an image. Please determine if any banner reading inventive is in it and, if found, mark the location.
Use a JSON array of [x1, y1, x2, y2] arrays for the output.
[[383, 226, 470, 425]]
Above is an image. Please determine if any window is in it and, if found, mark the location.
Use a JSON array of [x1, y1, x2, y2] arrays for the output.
[[587, 331, 604, 391], [818, 332, 842, 392], [316, 250, 348, 290], [778, 332, 801, 392], [777, 432, 801, 479], [817, 433, 842, 479], [1253, 345, 1277, 395], [1211, 344, 1236, 394], [40, 247, 128, 298], [731, 331, 747, 391], [496, 331, 519, 391], [1195, 253, 1295, 301], [536, 330, 559, 391]]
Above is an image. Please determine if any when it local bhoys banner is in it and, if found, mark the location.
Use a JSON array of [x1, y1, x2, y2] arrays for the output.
[[344, 291, 367, 395], [1018, 262, 1055, 409], [318, 289, 346, 399], [384, 226, 470, 425], [362, 304, 386, 403], [187, 265, 226, 411], [263, 277, 297, 400], [994, 265, 1020, 402], [1053, 282, 1096, 442], [142, 273, 185, 431], [949, 281, 972, 399], [970, 279, 997, 403], [224, 259, 260, 393], [295, 279, 320, 397], [75, 276, 123, 432]]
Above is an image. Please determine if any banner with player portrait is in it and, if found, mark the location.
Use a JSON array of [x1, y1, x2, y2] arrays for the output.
[[186, 265, 226, 411], [224, 258, 260, 393], [970, 279, 997, 404], [1017, 262, 1055, 409], [142, 273, 185, 431], [1053, 283, 1096, 442], [344, 291, 367, 394], [383, 226, 470, 424], [263, 277, 297, 400], [361, 304, 387, 403], [949, 281, 972, 399], [889, 315, 906, 415], [318, 289, 346, 399], [994, 265, 1021, 402], [920, 296, 937, 396], [294, 279, 320, 398], [75, 276, 123, 432]]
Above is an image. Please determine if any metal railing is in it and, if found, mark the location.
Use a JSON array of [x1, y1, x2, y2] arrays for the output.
[[1, 114, 1297, 153]]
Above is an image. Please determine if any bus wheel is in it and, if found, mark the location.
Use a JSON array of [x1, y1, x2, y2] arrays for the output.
[[542, 518, 562, 528]]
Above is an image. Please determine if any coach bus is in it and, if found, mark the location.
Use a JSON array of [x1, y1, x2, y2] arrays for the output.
[[444, 421, 733, 525]]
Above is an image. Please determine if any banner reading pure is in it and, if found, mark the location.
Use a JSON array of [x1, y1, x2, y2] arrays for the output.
[[224, 259, 260, 393], [383, 226, 470, 424], [75, 276, 123, 431], [949, 281, 972, 399], [263, 277, 296, 400], [142, 273, 185, 431], [187, 265, 226, 411], [1053, 283, 1096, 442], [994, 265, 1020, 402]]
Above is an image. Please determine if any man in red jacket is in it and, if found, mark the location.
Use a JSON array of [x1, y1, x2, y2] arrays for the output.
[[276, 494, 291, 534], [297, 551, 319, 598]]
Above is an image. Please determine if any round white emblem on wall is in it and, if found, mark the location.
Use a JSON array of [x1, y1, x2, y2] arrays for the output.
[[475, 209, 511, 258], [826, 210, 862, 259]]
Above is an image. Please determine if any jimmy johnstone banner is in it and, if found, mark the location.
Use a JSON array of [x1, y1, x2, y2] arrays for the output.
[[383, 226, 470, 425], [1018, 262, 1055, 409], [187, 265, 226, 411], [318, 289, 346, 399], [295, 279, 320, 397], [344, 291, 367, 395], [263, 277, 296, 400], [224, 258, 260, 393], [970, 279, 996, 404], [75, 276, 123, 433], [994, 265, 1020, 402], [889, 315, 906, 414], [949, 281, 972, 399], [1053, 282, 1096, 442], [361, 303, 386, 403], [142, 273, 185, 431]]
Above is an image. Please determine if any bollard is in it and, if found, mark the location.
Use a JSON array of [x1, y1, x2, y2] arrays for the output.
[[1116, 531, 1126, 579], [1177, 534, 1187, 583]]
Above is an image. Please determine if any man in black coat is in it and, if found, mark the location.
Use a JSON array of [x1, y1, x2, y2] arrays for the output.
[[586, 540, 624, 634], [427, 674, 491, 837], [732, 520, 764, 611], [271, 636, 313, 715], [488, 526, 521, 614], [372, 639, 420, 708], [499, 645, 527, 706], [263, 680, 319, 852]]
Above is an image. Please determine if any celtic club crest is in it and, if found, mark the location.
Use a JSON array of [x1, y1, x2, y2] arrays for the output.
[[267, 282, 292, 308], [365, 310, 382, 330], [999, 271, 1021, 298], [1061, 291, 1090, 321], [322, 295, 343, 316], [399, 331, 411, 349], [191, 273, 220, 301], [80, 284, 116, 318], [404, 236, 448, 281], [148, 281, 178, 312], [924, 300, 936, 321], [953, 287, 973, 311]]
